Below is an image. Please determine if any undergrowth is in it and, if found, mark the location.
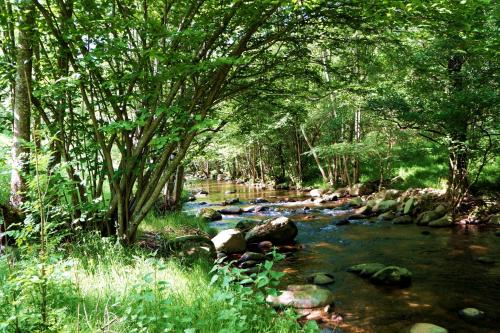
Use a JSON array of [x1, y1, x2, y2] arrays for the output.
[[0, 214, 318, 333]]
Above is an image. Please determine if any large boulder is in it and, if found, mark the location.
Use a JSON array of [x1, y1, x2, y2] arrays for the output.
[[409, 323, 448, 333], [198, 208, 222, 221], [428, 214, 453, 227], [219, 206, 243, 214], [370, 266, 412, 287], [373, 200, 398, 213], [266, 284, 334, 309], [347, 263, 386, 277], [245, 216, 298, 244], [211, 229, 246, 254]]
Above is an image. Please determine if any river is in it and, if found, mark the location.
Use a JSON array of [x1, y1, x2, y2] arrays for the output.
[[183, 180, 500, 333]]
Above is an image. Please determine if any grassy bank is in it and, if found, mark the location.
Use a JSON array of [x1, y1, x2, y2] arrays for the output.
[[0, 215, 315, 333]]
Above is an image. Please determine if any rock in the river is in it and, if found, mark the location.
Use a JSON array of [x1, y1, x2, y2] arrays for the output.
[[307, 272, 335, 285], [476, 256, 495, 265], [266, 284, 334, 309], [310, 189, 324, 197], [211, 229, 246, 254], [428, 214, 453, 227], [235, 219, 260, 232], [370, 266, 412, 287], [373, 200, 398, 213], [219, 206, 243, 214], [223, 197, 240, 205], [348, 214, 366, 220], [347, 263, 386, 277], [355, 206, 372, 216], [393, 215, 413, 225], [245, 216, 298, 244], [238, 251, 266, 263], [347, 197, 364, 207], [458, 307, 485, 322], [224, 190, 236, 194], [378, 211, 396, 221], [198, 208, 222, 221], [409, 323, 448, 333], [251, 197, 269, 204], [335, 219, 350, 226], [258, 240, 273, 252], [416, 207, 447, 226]]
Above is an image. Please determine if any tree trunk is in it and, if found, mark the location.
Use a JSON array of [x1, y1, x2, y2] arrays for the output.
[[10, 0, 35, 209], [301, 125, 328, 183]]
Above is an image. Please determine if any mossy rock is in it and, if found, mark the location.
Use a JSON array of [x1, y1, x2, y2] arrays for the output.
[[373, 200, 398, 213], [409, 323, 448, 333], [404, 198, 415, 215], [370, 266, 412, 287], [235, 219, 260, 232], [393, 215, 413, 225], [198, 208, 222, 221], [347, 263, 386, 277], [428, 214, 453, 227], [306, 272, 335, 285]]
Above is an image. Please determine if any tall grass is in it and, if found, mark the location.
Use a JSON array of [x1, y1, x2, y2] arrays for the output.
[[0, 215, 313, 333]]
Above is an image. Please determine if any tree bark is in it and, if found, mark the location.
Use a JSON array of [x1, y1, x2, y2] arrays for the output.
[[10, 0, 35, 209]]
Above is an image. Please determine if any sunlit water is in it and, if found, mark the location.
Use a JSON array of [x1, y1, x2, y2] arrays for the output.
[[183, 180, 500, 333]]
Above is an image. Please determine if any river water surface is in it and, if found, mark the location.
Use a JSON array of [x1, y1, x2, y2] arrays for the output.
[[184, 180, 500, 333]]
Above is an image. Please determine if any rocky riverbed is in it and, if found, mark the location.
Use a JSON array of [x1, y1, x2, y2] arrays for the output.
[[184, 180, 500, 333]]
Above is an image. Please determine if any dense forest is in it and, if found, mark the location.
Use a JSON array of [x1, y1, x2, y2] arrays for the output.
[[0, 0, 499, 332]]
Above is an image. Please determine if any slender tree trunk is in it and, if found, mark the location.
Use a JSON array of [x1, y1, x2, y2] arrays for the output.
[[10, 1, 35, 209], [353, 107, 361, 183], [301, 125, 328, 183]]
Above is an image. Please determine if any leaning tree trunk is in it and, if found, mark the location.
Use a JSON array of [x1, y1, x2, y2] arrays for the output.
[[10, 0, 35, 209], [301, 125, 328, 184]]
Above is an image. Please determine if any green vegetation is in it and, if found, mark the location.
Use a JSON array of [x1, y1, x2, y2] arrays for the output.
[[0, 0, 498, 331], [0, 215, 314, 333]]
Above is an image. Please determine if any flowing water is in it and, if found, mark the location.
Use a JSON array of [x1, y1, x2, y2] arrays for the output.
[[183, 180, 500, 333]]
